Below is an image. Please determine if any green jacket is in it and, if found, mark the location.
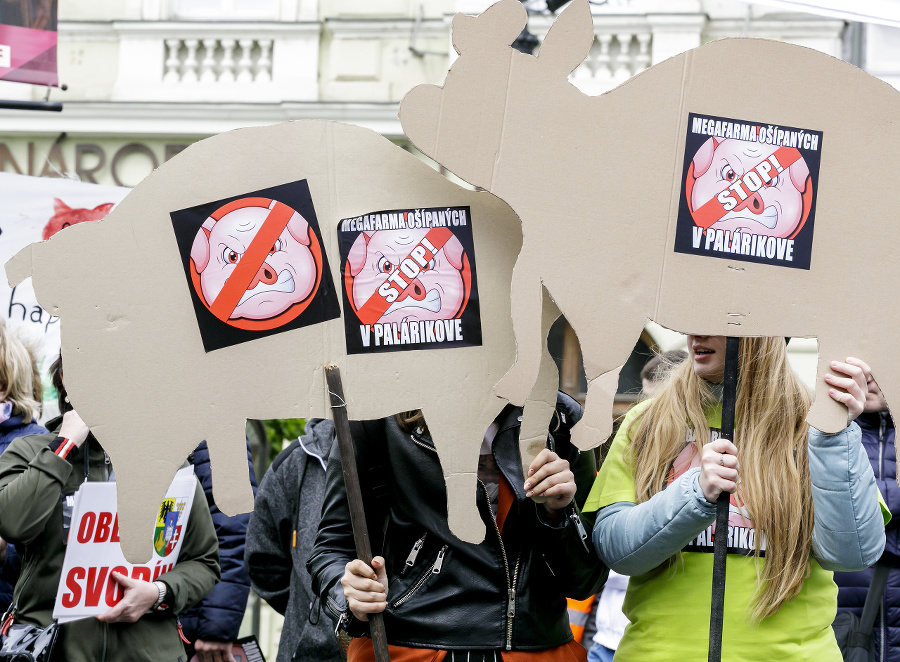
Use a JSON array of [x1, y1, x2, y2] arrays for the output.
[[0, 427, 220, 662]]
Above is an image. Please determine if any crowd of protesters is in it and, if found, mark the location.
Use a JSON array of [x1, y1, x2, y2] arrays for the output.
[[0, 318, 893, 662]]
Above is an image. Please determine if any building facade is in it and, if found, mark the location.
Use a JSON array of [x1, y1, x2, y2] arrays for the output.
[[0, 2, 896, 654]]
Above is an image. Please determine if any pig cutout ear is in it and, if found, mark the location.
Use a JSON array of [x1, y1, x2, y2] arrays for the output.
[[789, 158, 810, 194], [190, 218, 216, 272], [452, 0, 526, 55], [93, 202, 115, 215], [53, 198, 71, 214], [347, 233, 372, 277], [442, 235, 465, 270], [537, 0, 593, 76], [692, 138, 717, 177], [287, 212, 311, 246]]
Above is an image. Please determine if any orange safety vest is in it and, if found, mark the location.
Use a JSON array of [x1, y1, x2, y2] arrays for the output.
[[566, 595, 596, 643]]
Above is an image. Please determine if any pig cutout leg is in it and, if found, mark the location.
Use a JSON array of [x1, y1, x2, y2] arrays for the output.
[[494, 248, 547, 407], [566, 312, 646, 450], [203, 418, 255, 517], [423, 403, 502, 545], [808, 336, 855, 434], [519, 291, 563, 475], [112, 446, 186, 564]]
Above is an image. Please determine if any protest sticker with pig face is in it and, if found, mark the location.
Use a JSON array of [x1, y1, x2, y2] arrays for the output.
[[673, 113, 822, 270], [337, 206, 481, 354], [171, 180, 340, 352]]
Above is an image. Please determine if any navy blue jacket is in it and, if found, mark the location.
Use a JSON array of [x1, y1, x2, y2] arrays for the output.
[[835, 411, 900, 661], [179, 440, 257, 644], [0, 414, 47, 612]]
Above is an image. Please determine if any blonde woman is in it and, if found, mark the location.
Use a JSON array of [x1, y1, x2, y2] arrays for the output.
[[0, 320, 45, 455], [586, 335, 886, 661], [0, 320, 46, 614]]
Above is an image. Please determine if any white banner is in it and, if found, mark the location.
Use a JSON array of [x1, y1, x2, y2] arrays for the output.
[[52, 467, 196, 623], [0, 173, 129, 421]]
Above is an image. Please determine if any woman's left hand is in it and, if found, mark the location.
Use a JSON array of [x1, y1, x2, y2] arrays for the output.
[[525, 449, 575, 512], [825, 357, 869, 423]]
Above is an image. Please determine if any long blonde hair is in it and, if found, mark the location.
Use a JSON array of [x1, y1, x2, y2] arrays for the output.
[[0, 319, 42, 422], [628, 337, 812, 621]]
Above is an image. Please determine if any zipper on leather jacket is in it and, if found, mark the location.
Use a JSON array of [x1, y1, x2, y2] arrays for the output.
[[479, 478, 516, 649], [879, 414, 886, 481], [570, 504, 591, 554], [400, 534, 427, 577], [409, 432, 436, 453], [391, 545, 447, 608], [506, 555, 521, 649]]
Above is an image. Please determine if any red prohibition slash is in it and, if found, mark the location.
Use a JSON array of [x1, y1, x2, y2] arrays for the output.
[[355, 226, 454, 326], [209, 200, 294, 321], [689, 146, 803, 230]]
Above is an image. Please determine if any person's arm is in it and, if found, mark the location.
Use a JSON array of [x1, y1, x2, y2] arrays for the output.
[[307, 437, 363, 623], [808, 423, 885, 570], [244, 456, 295, 615], [0, 411, 89, 544], [593, 468, 716, 575], [808, 358, 887, 571], [529, 447, 609, 599]]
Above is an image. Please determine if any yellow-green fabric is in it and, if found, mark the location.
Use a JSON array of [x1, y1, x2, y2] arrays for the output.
[[586, 401, 851, 662]]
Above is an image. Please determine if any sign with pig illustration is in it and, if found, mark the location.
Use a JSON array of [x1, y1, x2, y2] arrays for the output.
[[171, 179, 340, 352], [674, 113, 822, 269], [337, 205, 482, 354]]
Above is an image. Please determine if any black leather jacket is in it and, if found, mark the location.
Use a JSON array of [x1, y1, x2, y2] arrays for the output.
[[307, 392, 608, 651]]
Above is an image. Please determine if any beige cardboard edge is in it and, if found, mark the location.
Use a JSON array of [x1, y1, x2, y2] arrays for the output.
[[400, 0, 899, 447], [9, 120, 544, 562]]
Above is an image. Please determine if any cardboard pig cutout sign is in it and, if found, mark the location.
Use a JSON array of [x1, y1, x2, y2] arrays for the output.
[[5, 121, 554, 560], [401, 0, 900, 449]]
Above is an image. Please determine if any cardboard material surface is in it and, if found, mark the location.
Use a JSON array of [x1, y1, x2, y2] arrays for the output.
[[400, 0, 900, 449], [6, 121, 555, 561]]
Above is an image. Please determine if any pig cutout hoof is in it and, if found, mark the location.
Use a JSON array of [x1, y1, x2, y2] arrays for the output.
[[213, 481, 255, 517], [571, 369, 622, 451], [445, 473, 486, 544], [494, 365, 534, 407], [807, 386, 851, 434]]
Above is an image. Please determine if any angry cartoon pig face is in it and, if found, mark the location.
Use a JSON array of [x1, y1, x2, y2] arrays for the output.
[[689, 138, 811, 239], [346, 228, 469, 325], [190, 198, 320, 325]]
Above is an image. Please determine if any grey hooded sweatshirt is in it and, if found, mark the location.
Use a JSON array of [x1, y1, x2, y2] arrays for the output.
[[244, 419, 343, 662]]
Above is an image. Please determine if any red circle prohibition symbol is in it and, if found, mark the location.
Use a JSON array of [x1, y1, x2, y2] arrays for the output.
[[190, 196, 324, 331]]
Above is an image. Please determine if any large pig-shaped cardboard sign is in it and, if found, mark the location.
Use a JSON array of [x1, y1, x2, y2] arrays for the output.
[[5, 121, 560, 561], [400, 0, 900, 450]]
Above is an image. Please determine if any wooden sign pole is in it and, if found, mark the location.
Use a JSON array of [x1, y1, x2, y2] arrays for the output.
[[708, 337, 739, 662], [325, 365, 391, 662]]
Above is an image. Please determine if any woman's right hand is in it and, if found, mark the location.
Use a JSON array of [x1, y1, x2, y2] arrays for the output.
[[59, 410, 91, 449], [698, 438, 740, 503], [340, 556, 388, 621]]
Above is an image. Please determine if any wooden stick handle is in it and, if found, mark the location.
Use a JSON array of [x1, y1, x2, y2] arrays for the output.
[[325, 365, 391, 662], [708, 336, 740, 662]]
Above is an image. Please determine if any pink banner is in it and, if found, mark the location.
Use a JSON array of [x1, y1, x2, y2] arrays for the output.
[[0, 0, 58, 86]]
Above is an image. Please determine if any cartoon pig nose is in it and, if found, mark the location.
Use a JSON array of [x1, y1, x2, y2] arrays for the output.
[[249, 262, 278, 290], [735, 191, 765, 214], [397, 278, 427, 302]]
